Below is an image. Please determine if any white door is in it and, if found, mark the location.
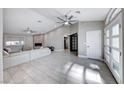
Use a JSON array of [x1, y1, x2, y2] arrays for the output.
[[86, 30, 101, 59]]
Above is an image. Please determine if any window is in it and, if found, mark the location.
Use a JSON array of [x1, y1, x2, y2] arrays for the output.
[[105, 47, 110, 54], [106, 30, 110, 37], [6, 41, 24, 46], [105, 9, 115, 25], [110, 8, 121, 21], [105, 54, 110, 63], [104, 23, 121, 79], [104, 30, 110, 63], [112, 37, 119, 48], [112, 24, 119, 36], [112, 60, 120, 75], [111, 49, 120, 63], [106, 39, 110, 45], [105, 8, 121, 25]]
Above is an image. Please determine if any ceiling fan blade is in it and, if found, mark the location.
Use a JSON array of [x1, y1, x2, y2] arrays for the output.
[[69, 22, 72, 25], [57, 17, 65, 22], [69, 20, 77, 22], [56, 21, 65, 23], [65, 15, 67, 17], [24, 30, 28, 32], [68, 15, 73, 20], [31, 30, 37, 33], [65, 15, 68, 21]]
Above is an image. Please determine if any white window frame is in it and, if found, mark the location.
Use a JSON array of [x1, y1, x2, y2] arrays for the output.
[[104, 13, 122, 83]]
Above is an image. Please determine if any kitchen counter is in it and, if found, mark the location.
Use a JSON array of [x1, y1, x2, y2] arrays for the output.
[[3, 48, 51, 69]]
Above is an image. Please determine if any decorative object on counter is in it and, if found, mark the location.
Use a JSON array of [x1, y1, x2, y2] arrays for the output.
[[47, 46, 55, 51], [3, 49, 9, 55], [3, 48, 11, 53]]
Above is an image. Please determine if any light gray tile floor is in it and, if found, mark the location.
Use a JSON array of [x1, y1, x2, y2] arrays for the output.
[[3, 51, 117, 84]]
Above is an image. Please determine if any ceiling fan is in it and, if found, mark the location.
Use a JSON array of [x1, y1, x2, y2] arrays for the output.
[[56, 10, 79, 25], [23, 27, 37, 34]]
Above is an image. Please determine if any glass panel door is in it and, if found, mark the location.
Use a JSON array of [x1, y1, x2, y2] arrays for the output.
[[112, 37, 119, 48], [111, 49, 120, 63], [112, 24, 119, 36], [104, 23, 121, 78], [104, 29, 111, 64], [111, 24, 120, 76]]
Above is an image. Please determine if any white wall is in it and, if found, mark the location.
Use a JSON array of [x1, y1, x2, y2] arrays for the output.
[[0, 8, 3, 83], [44, 26, 70, 51], [78, 21, 104, 58], [70, 22, 79, 34]]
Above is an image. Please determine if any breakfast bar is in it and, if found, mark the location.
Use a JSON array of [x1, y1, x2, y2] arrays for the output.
[[3, 48, 51, 69]]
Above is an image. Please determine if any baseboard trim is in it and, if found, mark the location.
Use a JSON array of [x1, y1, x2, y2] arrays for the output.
[[78, 55, 104, 61], [78, 55, 88, 58], [88, 58, 104, 62], [55, 49, 64, 52]]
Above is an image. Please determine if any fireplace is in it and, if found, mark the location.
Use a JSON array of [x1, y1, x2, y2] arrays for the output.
[[34, 43, 42, 49]]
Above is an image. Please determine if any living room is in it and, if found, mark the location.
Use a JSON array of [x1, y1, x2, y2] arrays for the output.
[[0, 8, 123, 84]]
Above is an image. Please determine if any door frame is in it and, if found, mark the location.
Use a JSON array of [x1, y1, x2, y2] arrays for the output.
[[70, 33, 78, 52], [64, 37, 68, 49]]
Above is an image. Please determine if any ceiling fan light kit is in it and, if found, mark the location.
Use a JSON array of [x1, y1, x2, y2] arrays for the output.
[[27, 31, 31, 34], [23, 27, 37, 34], [64, 21, 69, 25]]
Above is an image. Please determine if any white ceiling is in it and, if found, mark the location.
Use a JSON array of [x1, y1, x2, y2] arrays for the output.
[[3, 8, 110, 35]]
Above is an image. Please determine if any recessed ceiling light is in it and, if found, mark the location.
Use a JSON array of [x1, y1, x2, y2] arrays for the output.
[[38, 20, 42, 23], [75, 11, 80, 14]]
